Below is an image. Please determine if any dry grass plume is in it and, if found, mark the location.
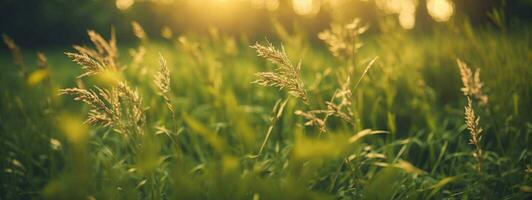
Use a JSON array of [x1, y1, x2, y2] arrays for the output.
[[251, 41, 308, 103], [457, 59, 488, 105]]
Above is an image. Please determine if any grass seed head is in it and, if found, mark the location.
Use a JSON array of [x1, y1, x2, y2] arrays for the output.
[[319, 18, 368, 59], [465, 97, 483, 146], [154, 54, 171, 95], [464, 97, 484, 172], [66, 30, 119, 79], [457, 59, 488, 105], [251, 41, 308, 103], [131, 21, 148, 40], [36, 52, 48, 69], [2, 34, 26, 77], [154, 54, 174, 113]]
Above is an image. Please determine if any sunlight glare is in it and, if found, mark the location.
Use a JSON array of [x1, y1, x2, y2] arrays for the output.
[[292, 0, 321, 16], [265, 0, 280, 11], [252, 0, 279, 11], [375, 0, 418, 29], [399, 11, 415, 29], [251, 0, 264, 9], [427, 0, 455, 22], [116, 0, 134, 10], [375, 0, 401, 14], [398, 0, 416, 29]]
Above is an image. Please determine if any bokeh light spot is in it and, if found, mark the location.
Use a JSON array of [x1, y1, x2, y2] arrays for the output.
[[399, 11, 415, 29], [293, 0, 321, 16], [427, 0, 455, 22], [116, 0, 134, 10]]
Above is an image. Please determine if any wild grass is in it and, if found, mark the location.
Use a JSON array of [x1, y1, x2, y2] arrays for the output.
[[251, 41, 308, 103], [0, 19, 531, 200], [2, 34, 26, 77], [457, 59, 488, 106], [464, 97, 484, 173]]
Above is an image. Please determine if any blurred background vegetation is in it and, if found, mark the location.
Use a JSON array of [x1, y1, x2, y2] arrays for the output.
[[1, 0, 531, 46], [1, 0, 531, 199]]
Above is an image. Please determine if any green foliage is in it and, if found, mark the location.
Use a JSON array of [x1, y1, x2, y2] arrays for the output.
[[0, 19, 531, 200]]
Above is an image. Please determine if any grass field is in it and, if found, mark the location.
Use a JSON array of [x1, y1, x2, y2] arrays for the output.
[[1, 18, 531, 199]]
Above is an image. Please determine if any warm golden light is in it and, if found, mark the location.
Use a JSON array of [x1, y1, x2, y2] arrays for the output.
[[375, 0, 418, 29], [400, 0, 416, 14], [161, 26, 173, 39], [398, 0, 416, 29], [292, 0, 321, 16], [375, 0, 401, 14], [116, 0, 134, 10], [399, 11, 415, 29], [265, 0, 280, 11], [251, 0, 279, 11], [427, 0, 455, 22], [251, 0, 264, 9]]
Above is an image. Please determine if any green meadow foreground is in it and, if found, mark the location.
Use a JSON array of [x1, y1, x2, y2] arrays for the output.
[[1, 21, 531, 199]]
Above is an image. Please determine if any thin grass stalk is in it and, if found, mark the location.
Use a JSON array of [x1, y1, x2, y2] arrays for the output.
[[254, 98, 288, 157]]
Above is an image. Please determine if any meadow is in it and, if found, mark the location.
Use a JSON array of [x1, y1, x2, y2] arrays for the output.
[[1, 9, 531, 199]]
